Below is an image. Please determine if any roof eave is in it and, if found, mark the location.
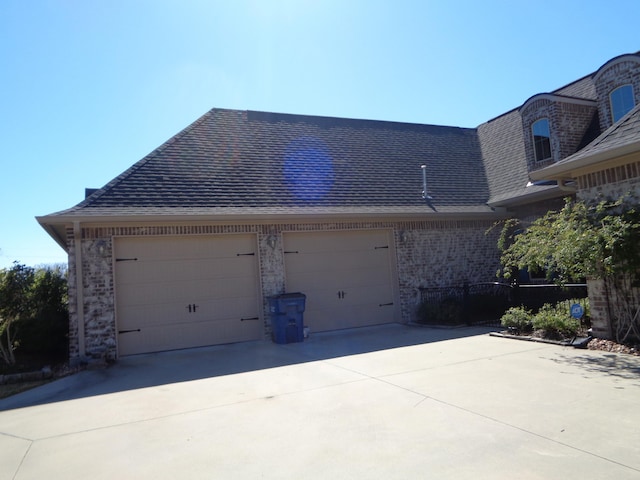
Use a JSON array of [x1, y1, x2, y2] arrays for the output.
[[530, 139, 640, 181], [35, 217, 69, 252], [37, 209, 505, 229], [487, 184, 564, 208]]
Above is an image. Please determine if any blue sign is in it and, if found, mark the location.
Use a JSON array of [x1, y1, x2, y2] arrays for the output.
[[570, 303, 584, 319]]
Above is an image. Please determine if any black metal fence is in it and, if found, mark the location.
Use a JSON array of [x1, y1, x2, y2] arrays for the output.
[[417, 282, 588, 327]]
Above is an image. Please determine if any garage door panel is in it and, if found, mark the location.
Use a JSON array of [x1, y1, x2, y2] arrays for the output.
[[287, 267, 391, 292], [115, 235, 261, 356], [117, 256, 254, 285], [303, 303, 392, 332], [118, 235, 254, 260], [118, 317, 256, 355], [285, 249, 388, 274], [292, 231, 388, 253], [295, 284, 391, 309], [117, 273, 257, 306], [118, 291, 258, 325], [284, 230, 397, 333]]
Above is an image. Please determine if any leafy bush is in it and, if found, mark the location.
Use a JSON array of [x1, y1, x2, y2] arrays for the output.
[[500, 306, 533, 332], [532, 303, 580, 338], [496, 195, 640, 343], [0, 263, 68, 367], [14, 265, 69, 360]]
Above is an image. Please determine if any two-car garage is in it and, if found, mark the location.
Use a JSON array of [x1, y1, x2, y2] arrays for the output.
[[114, 229, 399, 356]]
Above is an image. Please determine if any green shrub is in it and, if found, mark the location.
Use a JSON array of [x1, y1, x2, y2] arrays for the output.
[[0, 263, 68, 367], [500, 306, 533, 332], [15, 265, 68, 360], [532, 303, 580, 338]]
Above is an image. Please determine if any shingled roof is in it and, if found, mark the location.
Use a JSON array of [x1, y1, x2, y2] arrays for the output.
[[478, 75, 598, 206], [48, 108, 493, 219], [42, 55, 637, 228]]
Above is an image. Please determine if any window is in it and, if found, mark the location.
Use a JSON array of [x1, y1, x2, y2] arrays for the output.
[[610, 85, 635, 123], [532, 118, 551, 161]]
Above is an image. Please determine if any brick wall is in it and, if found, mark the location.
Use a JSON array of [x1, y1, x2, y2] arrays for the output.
[[586, 279, 612, 338], [520, 96, 598, 172], [66, 219, 502, 361], [394, 219, 501, 322], [594, 57, 640, 131]]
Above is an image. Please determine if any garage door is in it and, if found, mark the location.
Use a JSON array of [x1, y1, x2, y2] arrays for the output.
[[283, 230, 398, 332], [115, 235, 261, 356]]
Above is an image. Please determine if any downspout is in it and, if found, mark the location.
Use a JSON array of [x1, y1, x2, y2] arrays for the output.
[[73, 221, 86, 357]]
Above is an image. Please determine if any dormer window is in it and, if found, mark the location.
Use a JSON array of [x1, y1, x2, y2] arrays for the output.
[[610, 85, 635, 123], [532, 118, 551, 162]]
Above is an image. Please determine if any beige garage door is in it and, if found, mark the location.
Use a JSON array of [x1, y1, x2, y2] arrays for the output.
[[283, 230, 398, 332], [115, 235, 261, 356]]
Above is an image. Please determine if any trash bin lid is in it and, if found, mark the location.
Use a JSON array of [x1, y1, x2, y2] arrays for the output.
[[278, 292, 306, 299]]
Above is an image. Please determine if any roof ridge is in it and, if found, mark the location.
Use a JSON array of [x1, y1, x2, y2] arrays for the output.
[[247, 109, 473, 132]]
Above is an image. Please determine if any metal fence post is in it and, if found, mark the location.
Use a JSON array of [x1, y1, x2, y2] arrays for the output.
[[463, 281, 470, 323]]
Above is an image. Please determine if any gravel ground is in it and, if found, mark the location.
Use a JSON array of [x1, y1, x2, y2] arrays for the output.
[[587, 338, 640, 356]]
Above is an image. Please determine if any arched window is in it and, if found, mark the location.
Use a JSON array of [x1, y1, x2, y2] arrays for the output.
[[610, 85, 635, 123], [532, 118, 551, 162]]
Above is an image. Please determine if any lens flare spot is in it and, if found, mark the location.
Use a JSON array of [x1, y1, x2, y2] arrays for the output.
[[283, 136, 334, 201]]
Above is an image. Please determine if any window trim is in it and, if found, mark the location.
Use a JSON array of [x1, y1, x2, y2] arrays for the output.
[[531, 118, 552, 162], [610, 84, 635, 123]]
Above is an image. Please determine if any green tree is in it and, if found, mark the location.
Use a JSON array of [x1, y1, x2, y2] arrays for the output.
[[0, 263, 35, 365], [17, 264, 69, 359], [497, 194, 640, 343]]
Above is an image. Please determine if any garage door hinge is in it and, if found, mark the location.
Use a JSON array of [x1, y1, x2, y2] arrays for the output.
[[116, 257, 138, 262], [119, 329, 141, 334], [237, 252, 255, 256], [284, 250, 299, 254], [379, 302, 394, 307], [374, 246, 389, 250], [241, 316, 260, 321]]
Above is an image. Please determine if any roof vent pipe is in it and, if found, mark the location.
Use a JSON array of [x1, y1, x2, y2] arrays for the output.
[[421, 165, 433, 200]]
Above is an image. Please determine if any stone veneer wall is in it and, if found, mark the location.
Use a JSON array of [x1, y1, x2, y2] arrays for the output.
[[576, 160, 640, 199], [66, 219, 502, 361]]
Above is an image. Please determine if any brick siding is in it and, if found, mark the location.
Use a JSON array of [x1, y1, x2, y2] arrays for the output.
[[521, 96, 598, 172], [594, 58, 640, 131]]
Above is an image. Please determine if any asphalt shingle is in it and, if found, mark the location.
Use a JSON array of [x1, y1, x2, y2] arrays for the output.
[[58, 109, 491, 216]]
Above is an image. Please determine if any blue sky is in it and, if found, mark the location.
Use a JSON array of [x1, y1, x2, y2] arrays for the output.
[[1, 0, 639, 269]]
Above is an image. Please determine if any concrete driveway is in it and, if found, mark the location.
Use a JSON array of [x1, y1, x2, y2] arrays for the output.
[[1, 324, 639, 479]]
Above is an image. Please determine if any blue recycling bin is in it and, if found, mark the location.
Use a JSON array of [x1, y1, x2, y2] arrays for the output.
[[268, 293, 306, 344]]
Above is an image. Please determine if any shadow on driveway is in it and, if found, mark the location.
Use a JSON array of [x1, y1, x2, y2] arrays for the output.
[[546, 351, 640, 383], [0, 323, 497, 411]]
